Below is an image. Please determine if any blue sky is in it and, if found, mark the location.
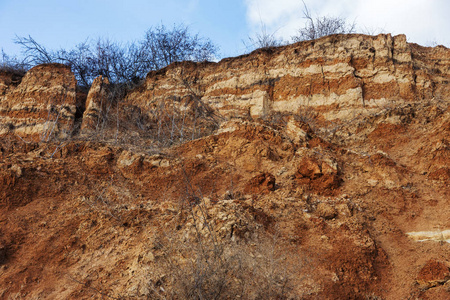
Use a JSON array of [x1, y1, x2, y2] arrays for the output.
[[1, 0, 449, 60]]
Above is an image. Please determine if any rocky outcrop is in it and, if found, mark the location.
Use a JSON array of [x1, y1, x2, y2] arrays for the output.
[[0, 64, 77, 140], [295, 150, 341, 195], [123, 34, 449, 123], [417, 259, 450, 289], [0, 34, 448, 142], [81, 75, 110, 133]]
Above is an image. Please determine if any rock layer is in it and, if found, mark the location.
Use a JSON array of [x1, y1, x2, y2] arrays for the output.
[[123, 34, 449, 123], [81, 75, 110, 133], [0, 63, 77, 140], [0, 34, 448, 141]]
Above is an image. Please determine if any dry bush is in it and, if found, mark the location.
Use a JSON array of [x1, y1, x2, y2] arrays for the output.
[[244, 24, 285, 51], [292, 1, 356, 42], [13, 24, 219, 87], [151, 235, 293, 300], [0, 50, 28, 76], [146, 179, 294, 300]]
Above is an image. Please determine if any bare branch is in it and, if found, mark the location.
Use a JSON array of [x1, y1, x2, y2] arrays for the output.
[[292, 1, 356, 42], [12, 23, 219, 87], [14, 35, 54, 65]]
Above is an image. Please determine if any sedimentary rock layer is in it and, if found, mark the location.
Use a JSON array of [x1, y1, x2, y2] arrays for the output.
[[0, 64, 77, 140], [124, 33, 449, 122], [1, 34, 449, 140]]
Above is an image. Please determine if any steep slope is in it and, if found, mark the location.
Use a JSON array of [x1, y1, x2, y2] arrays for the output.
[[0, 34, 449, 299]]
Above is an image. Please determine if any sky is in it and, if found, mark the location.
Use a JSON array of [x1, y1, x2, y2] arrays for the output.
[[0, 0, 449, 61]]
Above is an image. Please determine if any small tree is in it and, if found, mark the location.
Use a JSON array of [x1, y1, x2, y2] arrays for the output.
[[292, 1, 356, 42], [55, 40, 97, 87], [13, 24, 219, 87], [14, 35, 54, 66], [140, 24, 218, 70]]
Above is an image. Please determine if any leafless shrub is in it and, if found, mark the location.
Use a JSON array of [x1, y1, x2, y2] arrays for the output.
[[141, 24, 218, 70], [13, 35, 53, 65], [0, 50, 27, 76], [112, 66, 220, 149], [292, 1, 356, 42], [112, 95, 218, 150], [153, 220, 293, 299], [79, 178, 136, 226], [359, 26, 387, 36], [245, 24, 285, 51], [13, 24, 219, 87], [147, 174, 294, 300]]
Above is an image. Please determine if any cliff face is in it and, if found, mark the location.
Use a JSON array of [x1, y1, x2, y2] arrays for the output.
[[0, 34, 449, 299], [0, 34, 448, 141], [0, 64, 77, 140], [124, 34, 449, 121]]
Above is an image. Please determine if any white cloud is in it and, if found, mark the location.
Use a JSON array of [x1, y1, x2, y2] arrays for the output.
[[244, 0, 450, 46], [244, 0, 303, 40]]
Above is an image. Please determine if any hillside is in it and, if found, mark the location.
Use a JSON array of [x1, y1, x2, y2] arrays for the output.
[[0, 33, 449, 299]]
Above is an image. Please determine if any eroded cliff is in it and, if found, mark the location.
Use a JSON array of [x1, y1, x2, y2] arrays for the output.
[[0, 34, 449, 299], [123, 34, 448, 120], [0, 64, 77, 140]]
